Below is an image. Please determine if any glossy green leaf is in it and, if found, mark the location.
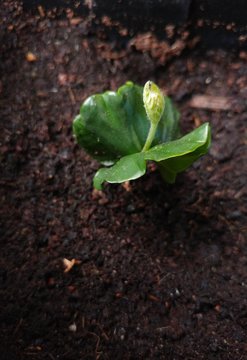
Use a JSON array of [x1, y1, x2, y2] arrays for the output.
[[92, 123, 210, 189], [73, 82, 180, 163], [145, 123, 211, 183], [93, 153, 146, 190]]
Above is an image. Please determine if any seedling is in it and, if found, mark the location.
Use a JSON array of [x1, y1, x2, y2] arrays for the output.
[[73, 81, 211, 190]]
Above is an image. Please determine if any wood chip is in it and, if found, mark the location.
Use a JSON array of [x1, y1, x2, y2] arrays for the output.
[[95, 41, 127, 60], [26, 52, 37, 62], [214, 304, 221, 312], [239, 51, 247, 60], [122, 181, 131, 192], [70, 17, 82, 26], [189, 95, 232, 111], [129, 33, 185, 64], [63, 258, 80, 273], [37, 5, 45, 18], [84, 0, 93, 10], [148, 294, 160, 302], [92, 188, 109, 205], [68, 87, 76, 105]]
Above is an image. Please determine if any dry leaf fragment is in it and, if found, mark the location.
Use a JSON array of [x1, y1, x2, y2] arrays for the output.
[[63, 258, 81, 273]]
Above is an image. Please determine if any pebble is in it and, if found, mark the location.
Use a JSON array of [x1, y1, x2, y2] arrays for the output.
[[68, 323, 77, 332]]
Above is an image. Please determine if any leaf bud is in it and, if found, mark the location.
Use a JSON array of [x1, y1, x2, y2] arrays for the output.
[[143, 81, 165, 125]]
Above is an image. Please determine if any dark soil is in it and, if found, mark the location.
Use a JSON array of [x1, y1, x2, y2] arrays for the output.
[[1, 2, 247, 360]]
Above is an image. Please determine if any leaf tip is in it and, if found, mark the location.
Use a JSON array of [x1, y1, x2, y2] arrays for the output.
[[93, 170, 104, 191]]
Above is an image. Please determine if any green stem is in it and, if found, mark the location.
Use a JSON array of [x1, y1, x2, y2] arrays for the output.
[[142, 123, 158, 152]]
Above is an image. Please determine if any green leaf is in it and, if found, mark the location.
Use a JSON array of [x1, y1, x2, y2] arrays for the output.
[[93, 123, 210, 189], [157, 96, 180, 142], [73, 82, 180, 163], [144, 123, 211, 183], [93, 153, 146, 190]]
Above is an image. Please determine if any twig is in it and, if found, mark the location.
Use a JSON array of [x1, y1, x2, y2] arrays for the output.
[[88, 332, 102, 360], [68, 87, 76, 105], [13, 318, 23, 335], [189, 95, 232, 111], [48, 353, 56, 360]]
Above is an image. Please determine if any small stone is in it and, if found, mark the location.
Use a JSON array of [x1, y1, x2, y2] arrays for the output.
[[26, 52, 37, 62], [126, 204, 135, 213], [118, 327, 126, 340], [69, 323, 77, 332]]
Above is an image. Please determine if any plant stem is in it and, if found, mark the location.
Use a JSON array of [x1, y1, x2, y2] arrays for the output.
[[142, 123, 158, 152]]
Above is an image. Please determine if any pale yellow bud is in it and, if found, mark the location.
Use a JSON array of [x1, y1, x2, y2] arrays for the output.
[[143, 81, 165, 125]]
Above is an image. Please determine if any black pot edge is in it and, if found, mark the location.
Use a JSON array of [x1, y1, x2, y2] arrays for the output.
[[22, 0, 247, 50]]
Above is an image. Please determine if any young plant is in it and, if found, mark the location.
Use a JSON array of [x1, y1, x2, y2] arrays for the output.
[[73, 81, 211, 190]]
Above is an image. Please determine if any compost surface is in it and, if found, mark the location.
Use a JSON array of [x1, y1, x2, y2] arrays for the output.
[[1, 2, 247, 359]]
